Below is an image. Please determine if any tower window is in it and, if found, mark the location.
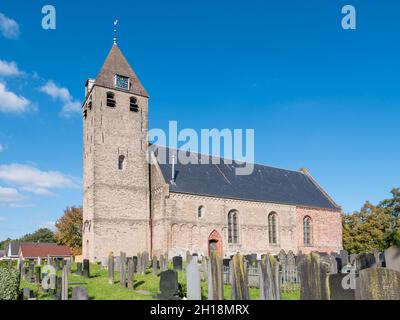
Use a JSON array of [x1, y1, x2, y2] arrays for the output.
[[130, 97, 139, 112], [268, 212, 278, 244], [304, 216, 312, 246], [118, 155, 125, 170], [106, 92, 116, 107], [83, 109, 87, 119], [228, 210, 239, 244], [198, 206, 205, 218]]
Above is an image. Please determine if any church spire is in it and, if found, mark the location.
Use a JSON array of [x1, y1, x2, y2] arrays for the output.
[[113, 19, 118, 45]]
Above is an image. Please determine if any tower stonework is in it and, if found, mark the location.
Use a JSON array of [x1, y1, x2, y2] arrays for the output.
[[82, 43, 150, 262]]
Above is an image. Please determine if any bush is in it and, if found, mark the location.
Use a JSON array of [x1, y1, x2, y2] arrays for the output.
[[0, 267, 20, 300]]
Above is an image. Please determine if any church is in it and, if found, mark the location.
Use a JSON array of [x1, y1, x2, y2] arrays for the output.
[[81, 38, 343, 262]]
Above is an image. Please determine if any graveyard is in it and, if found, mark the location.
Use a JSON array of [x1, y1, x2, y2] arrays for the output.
[[1, 245, 398, 300]]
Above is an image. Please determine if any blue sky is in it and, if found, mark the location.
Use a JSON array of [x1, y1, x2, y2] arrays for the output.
[[0, 0, 399, 240]]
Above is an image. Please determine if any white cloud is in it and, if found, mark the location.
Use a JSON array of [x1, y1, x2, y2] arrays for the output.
[[0, 13, 19, 40], [0, 82, 30, 113], [40, 80, 81, 117], [0, 60, 23, 77], [0, 163, 81, 195], [0, 186, 24, 203], [40, 221, 56, 231]]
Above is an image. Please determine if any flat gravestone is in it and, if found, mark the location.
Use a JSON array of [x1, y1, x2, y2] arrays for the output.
[[355, 268, 400, 300], [173, 256, 182, 271], [72, 286, 89, 300], [157, 270, 180, 300], [384, 246, 400, 272], [329, 273, 355, 300]]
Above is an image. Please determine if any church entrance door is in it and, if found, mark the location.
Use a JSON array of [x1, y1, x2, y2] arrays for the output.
[[208, 230, 223, 256]]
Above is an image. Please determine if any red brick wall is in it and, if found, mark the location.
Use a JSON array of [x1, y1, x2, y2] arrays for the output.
[[296, 207, 342, 254]]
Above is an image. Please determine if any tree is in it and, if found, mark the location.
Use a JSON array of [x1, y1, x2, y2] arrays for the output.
[[54, 206, 83, 255], [19, 228, 56, 243], [343, 189, 400, 254]]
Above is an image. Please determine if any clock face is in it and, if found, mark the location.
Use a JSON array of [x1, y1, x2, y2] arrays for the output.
[[115, 75, 129, 90]]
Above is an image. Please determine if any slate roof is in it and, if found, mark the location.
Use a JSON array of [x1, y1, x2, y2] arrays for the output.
[[154, 147, 340, 210], [20, 243, 72, 258], [95, 44, 148, 97]]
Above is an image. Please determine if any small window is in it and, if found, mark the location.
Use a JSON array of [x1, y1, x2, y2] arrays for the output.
[[198, 206, 205, 218], [88, 100, 92, 110], [304, 216, 312, 246], [83, 109, 87, 119], [228, 210, 239, 244], [130, 97, 139, 112], [268, 212, 278, 244], [118, 155, 125, 170], [107, 92, 116, 107]]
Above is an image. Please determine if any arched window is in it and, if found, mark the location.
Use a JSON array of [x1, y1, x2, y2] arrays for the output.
[[106, 92, 116, 107], [268, 212, 278, 244], [228, 210, 239, 244], [130, 97, 139, 112], [118, 155, 125, 170], [303, 216, 312, 246], [198, 206, 204, 218]]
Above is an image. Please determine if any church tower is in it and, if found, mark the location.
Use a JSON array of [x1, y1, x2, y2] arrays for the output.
[[82, 34, 150, 261]]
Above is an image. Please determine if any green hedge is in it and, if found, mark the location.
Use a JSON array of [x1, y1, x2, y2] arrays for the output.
[[0, 267, 20, 300]]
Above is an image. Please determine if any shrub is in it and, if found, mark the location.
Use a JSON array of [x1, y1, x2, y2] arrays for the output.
[[0, 267, 20, 300]]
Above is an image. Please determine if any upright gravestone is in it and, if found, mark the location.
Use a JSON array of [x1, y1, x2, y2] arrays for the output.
[[137, 253, 143, 275], [355, 268, 400, 300], [72, 286, 89, 300], [173, 256, 183, 271], [28, 262, 35, 283], [207, 252, 224, 300], [152, 255, 158, 276], [56, 276, 62, 300], [127, 258, 134, 289], [23, 288, 35, 300], [187, 257, 201, 300], [157, 270, 180, 300], [384, 246, 400, 272], [35, 266, 41, 285], [143, 251, 150, 269], [132, 256, 138, 273], [349, 254, 357, 267], [299, 252, 330, 300], [76, 262, 83, 276], [108, 252, 114, 284], [329, 273, 355, 300], [230, 253, 250, 300], [278, 250, 287, 275], [286, 251, 296, 282], [373, 251, 385, 268], [186, 250, 191, 264], [355, 253, 376, 271], [259, 254, 280, 300], [120, 252, 126, 288], [340, 250, 349, 270], [61, 266, 68, 300], [83, 259, 90, 278]]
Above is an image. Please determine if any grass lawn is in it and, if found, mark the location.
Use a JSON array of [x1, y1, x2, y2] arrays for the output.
[[20, 263, 300, 300]]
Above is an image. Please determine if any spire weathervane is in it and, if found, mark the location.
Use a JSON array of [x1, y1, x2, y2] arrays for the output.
[[113, 19, 118, 45]]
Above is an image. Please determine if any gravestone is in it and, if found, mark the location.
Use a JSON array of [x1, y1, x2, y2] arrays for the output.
[[28, 262, 35, 283], [120, 252, 126, 288], [349, 254, 357, 266], [173, 256, 183, 271], [108, 252, 114, 284], [200, 258, 208, 282], [160, 254, 167, 271], [72, 286, 89, 300], [186, 250, 191, 264], [259, 254, 280, 300], [23, 288, 34, 300], [278, 250, 287, 275], [143, 251, 150, 269], [61, 266, 68, 300], [355, 268, 400, 300], [340, 250, 349, 270], [137, 253, 143, 275], [373, 251, 385, 268], [127, 258, 134, 289], [76, 262, 83, 276], [56, 276, 62, 300], [157, 270, 180, 300], [83, 259, 90, 278], [132, 256, 138, 273], [299, 253, 330, 300], [355, 253, 376, 271], [114, 256, 121, 271], [152, 255, 158, 276], [384, 246, 400, 272], [329, 273, 355, 300], [207, 252, 224, 300], [187, 257, 201, 300], [35, 266, 41, 285], [230, 253, 250, 300]]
